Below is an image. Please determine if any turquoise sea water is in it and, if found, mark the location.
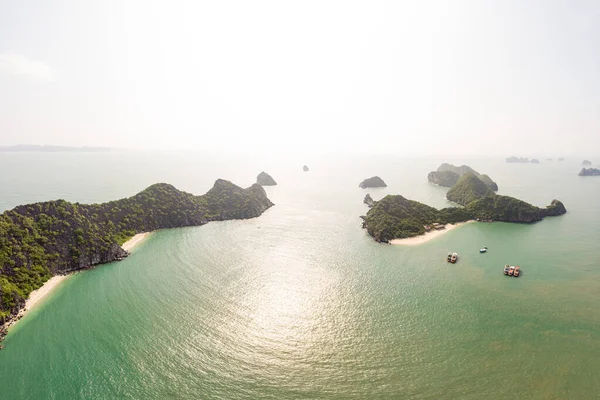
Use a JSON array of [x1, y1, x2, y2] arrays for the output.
[[0, 152, 599, 399]]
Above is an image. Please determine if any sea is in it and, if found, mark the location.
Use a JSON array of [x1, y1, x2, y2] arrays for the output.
[[0, 151, 599, 399]]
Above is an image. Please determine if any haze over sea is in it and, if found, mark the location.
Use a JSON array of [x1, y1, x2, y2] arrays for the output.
[[0, 152, 599, 399]]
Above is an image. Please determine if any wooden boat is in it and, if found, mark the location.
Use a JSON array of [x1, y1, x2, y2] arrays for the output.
[[508, 266, 515, 276], [450, 253, 458, 263], [513, 266, 520, 277], [447, 252, 452, 262], [503, 265, 510, 275]]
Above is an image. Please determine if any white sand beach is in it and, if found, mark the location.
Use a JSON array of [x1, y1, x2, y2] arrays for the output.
[[2, 275, 70, 331], [122, 232, 151, 251], [390, 221, 474, 246]]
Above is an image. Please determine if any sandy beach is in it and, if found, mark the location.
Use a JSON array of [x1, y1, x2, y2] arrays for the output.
[[122, 232, 151, 252], [1, 275, 70, 331], [390, 221, 474, 246]]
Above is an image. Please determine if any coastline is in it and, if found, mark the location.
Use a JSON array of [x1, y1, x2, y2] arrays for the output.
[[390, 221, 475, 246], [1, 275, 70, 333], [122, 232, 151, 252], [1, 233, 151, 334]]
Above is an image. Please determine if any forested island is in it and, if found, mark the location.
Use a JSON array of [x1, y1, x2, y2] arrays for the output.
[[0, 180, 273, 326], [359, 176, 387, 188], [427, 163, 498, 191], [363, 173, 566, 243], [257, 171, 277, 186]]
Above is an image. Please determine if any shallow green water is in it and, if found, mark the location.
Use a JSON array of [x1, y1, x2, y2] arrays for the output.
[[0, 152, 599, 399]]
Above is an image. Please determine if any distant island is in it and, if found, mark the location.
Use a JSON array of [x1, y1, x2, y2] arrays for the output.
[[359, 176, 387, 189], [579, 168, 600, 176], [362, 173, 566, 243], [257, 171, 277, 186], [558, 158, 565, 162], [0, 144, 112, 153], [303, 165, 309, 172], [427, 163, 498, 191], [0, 180, 273, 328], [531, 159, 540, 164], [506, 157, 530, 163], [582, 160, 592, 166]]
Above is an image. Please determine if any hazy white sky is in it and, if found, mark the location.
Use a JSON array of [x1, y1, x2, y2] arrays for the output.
[[0, 0, 598, 156]]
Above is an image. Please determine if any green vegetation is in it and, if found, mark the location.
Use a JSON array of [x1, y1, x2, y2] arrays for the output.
[[363, 174, 566, 243], [428, 163, 498, 191], [359, 176, 387, 189], [446, 174, 494, 206], [0, 180, 273, 324]]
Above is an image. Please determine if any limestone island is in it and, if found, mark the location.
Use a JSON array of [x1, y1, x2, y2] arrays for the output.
[[531, 159, 540, 164], [359, 176, 387, 189], [582, 160, 592, 166], [257, 171, 277, 186], [427, 163, 498, 191], [0, 180, 273, 331], [362, 173, 566, 243], [579, 168, 600, 176], [364, 194, 376, 208], [303, 165, 309, 172], [506, 157, 530, 163], [558, 158, 565, 162]]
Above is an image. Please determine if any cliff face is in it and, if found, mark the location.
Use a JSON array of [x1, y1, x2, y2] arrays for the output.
[[256, 171, 277, 186], [359, 176, 387, 189], [427, 170, 459, 188], [0, 180, 274, 323]]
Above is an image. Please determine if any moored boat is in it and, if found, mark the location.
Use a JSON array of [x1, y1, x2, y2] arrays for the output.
[[503, 265, 510, 275], [450, 253, 458, 263], [508, 266, 515, 276], [447, 252, 452, 262], [514, 266, 520, 277], [480, 247, 487, 253]]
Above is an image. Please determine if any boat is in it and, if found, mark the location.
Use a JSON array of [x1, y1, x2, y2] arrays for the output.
[[479, 247, 488, 253], [447, 252, 452, 262], [514, 266, 520, 277], [450, 253, 458, 263], [508, 266, 515, 276], [503, 265, 510, 275]]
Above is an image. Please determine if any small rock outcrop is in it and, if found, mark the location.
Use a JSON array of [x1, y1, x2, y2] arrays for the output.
[[582, 160, 592, 166], [256, 171, 277, 186], [558, 158, 565, 161], [364, 194, 375, 207], [531, 159, 540, 164], [579, 168, 600, 176], [506, 157, 529, 163], [303, 165, 309, 172], [359, 176, 387, 189]]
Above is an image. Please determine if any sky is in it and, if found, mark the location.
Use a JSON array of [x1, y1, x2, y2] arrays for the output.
[[0, 0, 599, 156]]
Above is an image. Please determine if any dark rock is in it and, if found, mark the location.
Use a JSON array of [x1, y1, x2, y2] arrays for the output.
[[359, 176, 387, 189], [256, 171, 277, 186], [579, 168, 600, 176], [364, 194, 375, 207]]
